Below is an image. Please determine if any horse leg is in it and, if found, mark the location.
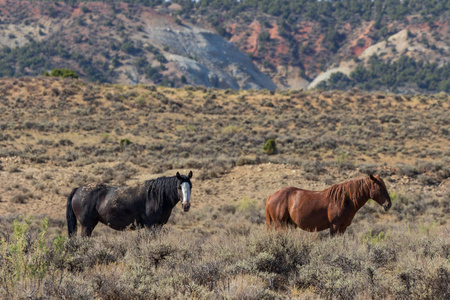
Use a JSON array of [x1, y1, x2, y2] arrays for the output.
[[266, 207, 272, 230], [330, 222, 341, 236], [330, 223, 347, 236], [266, 208, 281, 231], [81, 220, 98, 237], [337, 226, 347, 234], [330, 224, 337, 236]]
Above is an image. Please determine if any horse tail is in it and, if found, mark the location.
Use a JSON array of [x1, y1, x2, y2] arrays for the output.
[[265, 196, 272, 230], [66, 187, 78, 237]]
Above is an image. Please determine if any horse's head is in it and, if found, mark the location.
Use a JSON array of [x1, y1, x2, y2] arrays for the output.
[[176, 171, 193, 212], [369, 174, 391, 211]]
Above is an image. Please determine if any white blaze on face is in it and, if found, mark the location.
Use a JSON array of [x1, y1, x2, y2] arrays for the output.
[[181, 182, 191, 205]]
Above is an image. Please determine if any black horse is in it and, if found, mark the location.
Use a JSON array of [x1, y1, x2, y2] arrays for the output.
[[66, 171, 193, 237]]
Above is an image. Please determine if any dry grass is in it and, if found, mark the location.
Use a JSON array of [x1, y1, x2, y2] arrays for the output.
[[0, 77, 448, 299], [0, 215, 448, 299]]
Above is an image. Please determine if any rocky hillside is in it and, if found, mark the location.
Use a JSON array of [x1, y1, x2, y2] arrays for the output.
[[0, 0, 448, 92], [0, 0, 276, 90], [189, 0, 449, 91]]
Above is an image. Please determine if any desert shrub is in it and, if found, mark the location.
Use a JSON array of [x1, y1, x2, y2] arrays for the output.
[[197, 158, 234, 180], [249, 231, 311, 275], [221, 125, 243, 135], [236, 196, 258, 213], [0, 217, 68, 298], [367, 243, 397, 267], [68, 172, 89, 186], [91, 272, 134, 300], [41, 275, 92, 299], [64, 150, 79, 162], [293, 234, 374, 298], [392, 265, 449, 299], [6, 163, 20, 173], [301, 160, 326, 174], [235, 196, 264, 224], [111, 163, 137, 183], [191, 261, 225, 291], [417, 173, 438, 185], [64, 236, 124, 273], [392, 192, 433, 221], [24, 172, 34, 180], [10, 193, 28, 204], [58, 139, 73, 146], [334, 150, 355, 171], [44, 68, 78, 79], [119, 138, 132, 149], [40, 173, 53, 181], [358, 163, 379, 175], [125, 229, 177, 270], [362, 229, 390, 245], [263, 139, 277, 155], [101, 167, 114, 183], [236, 155, 261, 167]]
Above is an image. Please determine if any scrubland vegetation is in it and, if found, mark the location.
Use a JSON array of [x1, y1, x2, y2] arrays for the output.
[[0, 210, 450, 299], [0, 77, 448, 299], [0, 214, 448, 299]]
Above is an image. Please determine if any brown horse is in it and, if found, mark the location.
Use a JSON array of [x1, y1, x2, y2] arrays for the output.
[[265, 174, 391, 236]]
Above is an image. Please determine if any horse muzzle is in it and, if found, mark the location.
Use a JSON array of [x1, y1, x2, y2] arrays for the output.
[[383, 202, 392, 211], [181, 202, 190, 212]]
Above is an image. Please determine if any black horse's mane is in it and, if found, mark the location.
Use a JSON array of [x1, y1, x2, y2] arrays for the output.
[[146, 176, 178, 193], [145, 176, 181, 208]]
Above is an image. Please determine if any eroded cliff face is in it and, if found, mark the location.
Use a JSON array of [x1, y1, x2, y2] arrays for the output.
[[142, 25, 277, 90]]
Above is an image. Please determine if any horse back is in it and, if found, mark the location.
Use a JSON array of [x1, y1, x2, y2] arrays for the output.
[[73, 183, 146, 230], [71, 183, 110, 215]]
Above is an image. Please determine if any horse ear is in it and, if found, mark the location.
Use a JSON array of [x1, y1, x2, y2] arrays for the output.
[[176, 172, 182, 180], [369, 174, 376, 181], [188, 171, 193, 179]]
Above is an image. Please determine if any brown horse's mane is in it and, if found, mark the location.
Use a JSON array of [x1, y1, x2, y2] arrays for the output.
[[326, 176, 372, 208]]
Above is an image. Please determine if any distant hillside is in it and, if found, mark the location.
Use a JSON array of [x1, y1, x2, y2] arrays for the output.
[[0, 0, 276, 90], [184, 0, 449, 92], [0, 0, 449, 92]]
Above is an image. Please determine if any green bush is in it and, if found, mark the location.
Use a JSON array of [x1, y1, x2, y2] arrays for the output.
[[0, 217, 68, 297], [263, 138, 277, 155], [44, 68, 78, 79], [119, 138, 132, 149], [236, 196, 258, 213]]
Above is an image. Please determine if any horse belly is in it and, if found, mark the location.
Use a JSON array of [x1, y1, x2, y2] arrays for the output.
[[289, 203, 330, 232], [100, 213, 143, 231], [297, 211, 329, 231], [98, 201, 138, 231]]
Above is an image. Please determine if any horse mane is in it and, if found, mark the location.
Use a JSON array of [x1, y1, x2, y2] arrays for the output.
[[145, 176, 179, 207], [326, 176, 372, 208]]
